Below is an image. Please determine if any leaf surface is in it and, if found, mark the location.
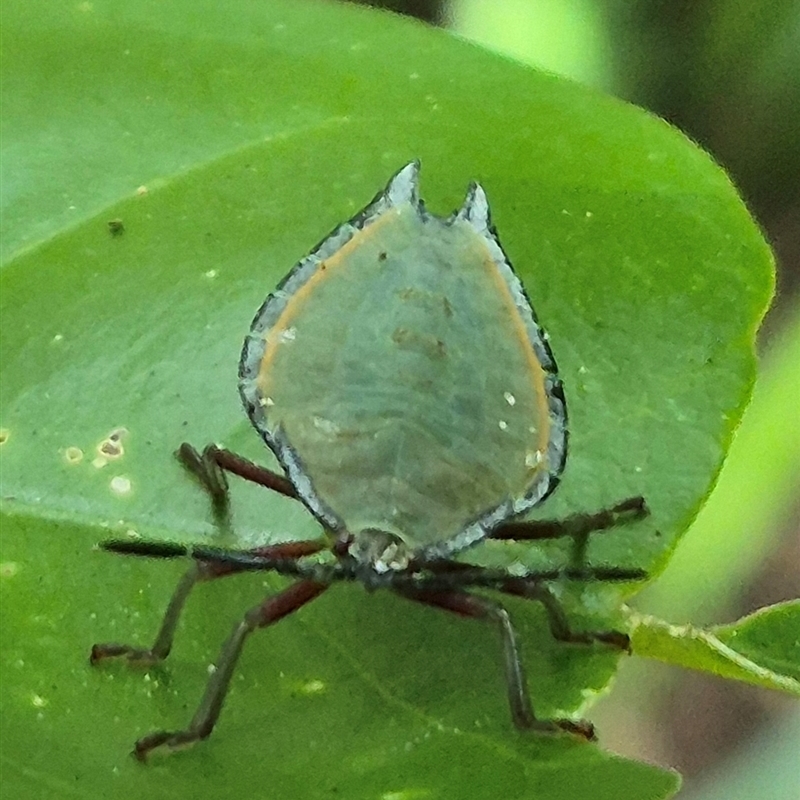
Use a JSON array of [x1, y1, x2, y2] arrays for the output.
[[0, 1, 773, 797]]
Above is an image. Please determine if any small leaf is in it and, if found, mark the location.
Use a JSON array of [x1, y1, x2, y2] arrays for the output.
[[627, 602, 800, 694], [714, 600, 800, 682]]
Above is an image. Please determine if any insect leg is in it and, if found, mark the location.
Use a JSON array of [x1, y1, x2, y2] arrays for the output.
[[177, 443, 298, 513], [500, 579, 631, 651], [403, 560, 645, 585], [491, 496, 648, 570], [490, 496, 647, 541], [396, 587, 595, 740], [91, 562, 203, 666], [132, 579, 328, 760], [90, 541, 325, 666]]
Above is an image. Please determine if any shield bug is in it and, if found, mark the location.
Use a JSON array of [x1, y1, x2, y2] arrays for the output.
[[92, 162, 648, 759]]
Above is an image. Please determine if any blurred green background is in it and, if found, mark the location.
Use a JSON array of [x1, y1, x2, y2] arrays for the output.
[[345, 0, 800, 797]]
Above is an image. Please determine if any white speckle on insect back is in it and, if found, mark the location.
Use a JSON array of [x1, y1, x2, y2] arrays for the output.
[[498, 420, 508, 431], [279, 327, 297, 344], [525, 451, 544, 469], [312, 416, 340, 436], [503, 392, 516, 406], [259, 396, 275, 408]]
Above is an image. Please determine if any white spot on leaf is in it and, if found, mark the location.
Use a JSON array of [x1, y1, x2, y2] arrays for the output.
[[64, 447, 83, 464], [110, 476, 132, 496]]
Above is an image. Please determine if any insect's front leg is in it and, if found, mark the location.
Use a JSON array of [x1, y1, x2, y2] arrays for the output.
[[90, 540, 326, 666], [132, 579, 328, 760], [91, 561, 205, 666]]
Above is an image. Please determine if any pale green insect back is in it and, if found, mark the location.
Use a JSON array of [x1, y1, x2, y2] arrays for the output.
[[93, 162, 648, 759], [239, 161, 567, 571]]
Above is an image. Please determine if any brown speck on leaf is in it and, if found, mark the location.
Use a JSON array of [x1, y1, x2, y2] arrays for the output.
[[97, 427, 128, 459], [64, 446, 83, 464]]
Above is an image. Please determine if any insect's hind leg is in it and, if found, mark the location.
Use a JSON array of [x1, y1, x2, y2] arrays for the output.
[[178, 443, 230, 511], [396, 586, 595, 740], [500, 579, 632, 652]]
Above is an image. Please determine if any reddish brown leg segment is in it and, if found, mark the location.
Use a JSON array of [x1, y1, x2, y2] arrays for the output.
[[500, 580, 631, 652], [91, 562, 203, 666], [178, 443, 298, 503], [397, 587, 595, 740], [178, 443, 229, 509], [133, 579, 328, 760], [491, 496, 647, 541], [91, 541, 326, 665]]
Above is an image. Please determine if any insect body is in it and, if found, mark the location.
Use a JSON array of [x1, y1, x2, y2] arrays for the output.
[[240, 162, 566, 575], [92, 162, 647, 759]]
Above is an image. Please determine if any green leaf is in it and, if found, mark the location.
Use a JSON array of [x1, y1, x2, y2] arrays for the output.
[[634, 300, 800, 624], [0, 0, 772, 797], [628, 601, 800, 694], [1, 513, 681, 800], [715, 601, 800, 683]]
